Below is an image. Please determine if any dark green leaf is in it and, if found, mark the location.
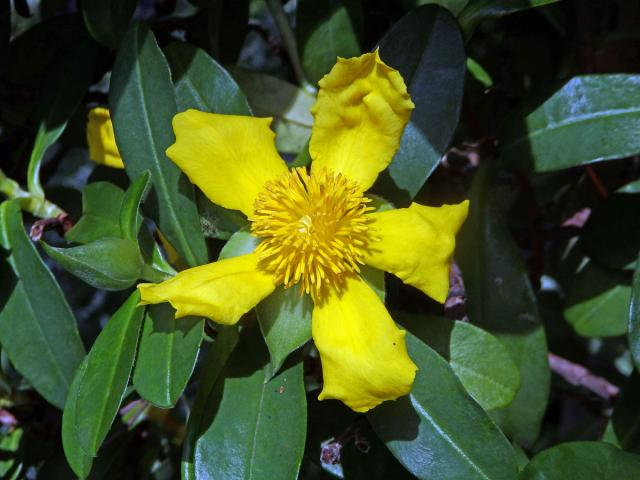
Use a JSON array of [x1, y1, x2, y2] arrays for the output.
[[375, 5, 465, 203], [580, 193, 640, 271], [610, 372, 640, 454], [0, 0, 9, 65], [75, 292, 144, 457], [42, 238, 144, 291], [459, 0, 561, 35], [630, 253, 640, 370], [132, 304, 203, 408], [501, 76, 640, 172], [218, 229, 261, 260], [66, 182, 125, 244], [369, 333, 518, 480], [0, 200, 85, 409], [110, 22, 208, 267], [401, 315, 520, 411], [457, 166, 550, 447], [198, 193, 248, 240], [520, 442, 640, 480], [119, 171, 151, 241], [62, 358, 93, 479], [81, 0, 137, 48], [183, 328, 306, 480], [564, 261, 630, 337], [0, 427, 23, 479], [164, 42, 251, 115], [296, 0, 362, 85], [27, 41, 97, 204], [256, 286, 312, 378]]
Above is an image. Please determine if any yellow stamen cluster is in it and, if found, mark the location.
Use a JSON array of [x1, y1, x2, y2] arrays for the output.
[[250, 167, 374, 300]]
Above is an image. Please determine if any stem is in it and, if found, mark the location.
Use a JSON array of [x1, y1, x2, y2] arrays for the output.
[[548, 352, 619, 401], [264, 0, 314, 92], [0, 169, 64, 219]]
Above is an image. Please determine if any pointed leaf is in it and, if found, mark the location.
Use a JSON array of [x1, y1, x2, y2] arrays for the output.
[[75, 292, 144, 456], [630, 254, 640, 370], [0, 200, 85, 409], [110, 22, 208, 267], [120, 171, 151, 241], [66, 182, 125, 244], [62, 358, 93, 479], [133, 304, 203, 408], [81, 0, 137, 48]]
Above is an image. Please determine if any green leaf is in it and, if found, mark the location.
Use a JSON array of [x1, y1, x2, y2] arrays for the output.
[[0, 200, 85, 409], [132, 304, 203, 408], [368, 333, 518, 480], [457, 165, 550, 447], [256, 286, 312, 378], [501, 76, 640, 172], [459, 0, 561, 35], [296, 0, 362, 85], [401, 315, 521, 411], [230, 68, 315, 154], [27, 41, 97, 207], [110, 22, 208, 267], [66, 182, 125, 244], [609, 372, 640, 453], [467, 57, 493, 87], [164, 42, 251, 115], [629, 254, 640, 369], [182, 328, 306, 480], [375, 5, 465, 204], [81, 0, 137, 48], [580, 193, 640, 271], [564, 261, 630, 337], [62, 358, 93, 479], [0, 427, 23, 479], [119, 172, 151, 241], [75, 291, 144, 457], [520, 442, 640, 480], [218, 229, 261, 260], [42, 238, 144, 291]]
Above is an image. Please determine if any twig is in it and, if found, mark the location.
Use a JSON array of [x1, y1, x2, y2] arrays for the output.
[[585, 166, 609, 199], [548, 352, 619, 401]]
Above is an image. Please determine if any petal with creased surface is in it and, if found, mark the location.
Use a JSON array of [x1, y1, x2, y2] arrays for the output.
[[166, 110, 288, 217], [309, 50, 414, 191], [138, 253, 275, 325], [312, 274, 417, 412], [364, 201, 469, 304]]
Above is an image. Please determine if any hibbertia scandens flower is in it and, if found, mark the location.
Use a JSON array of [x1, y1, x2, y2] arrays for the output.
[[137, 50, 469, 412]]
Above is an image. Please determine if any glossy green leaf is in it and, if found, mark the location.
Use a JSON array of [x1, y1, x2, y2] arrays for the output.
[[132, 304, 203, 408], [119, 171, 151, 241], [580, 193, 640, 271], [27, 41, 97, 205], [75, 291, 144, 457], [401, 315, 520, 411], [110, 22, 208, 268], [81, 0, 137, 48], [564, 261, 630, 337], [296, 0, 362, 85], [42, 238, 144, 291], [0, 200, 85, 409], [501, 76, 640, 172], [520, 442, 640, 480], [230, 68, 314, 154], [183, 328, 306, 480], [457, 165, 550, 447], [256, 286, 312, 378], [164, 42, 251, 115], [629, 254, 640, 369], [66, 182, 125, 244], [459, 0, 561, 34], [375, 5, 465, 204], [369, 333, 518, 480], [62, 358, 93, 479]]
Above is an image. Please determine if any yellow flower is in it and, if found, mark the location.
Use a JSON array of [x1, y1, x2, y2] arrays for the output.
[[86, 107, 125, 169], [137, 51, 469, 412]]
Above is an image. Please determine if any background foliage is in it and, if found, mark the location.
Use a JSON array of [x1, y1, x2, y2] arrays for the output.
[[2, 0, 640, 478]]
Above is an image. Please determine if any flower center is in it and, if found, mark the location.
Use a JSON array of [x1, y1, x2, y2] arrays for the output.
[[250, 167, 374, 299]]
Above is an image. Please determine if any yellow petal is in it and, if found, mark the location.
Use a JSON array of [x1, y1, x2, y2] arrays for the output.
[[86, 107, 124, 169], [138, 253, 275, 324], [312, 275, 417, 412], [309, 50, 414, 191], [364, 201, 469, 304], [166, 110, 288, 217]]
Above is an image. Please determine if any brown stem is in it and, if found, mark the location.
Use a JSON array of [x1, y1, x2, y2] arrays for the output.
[[548, 353, 619, 401]]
